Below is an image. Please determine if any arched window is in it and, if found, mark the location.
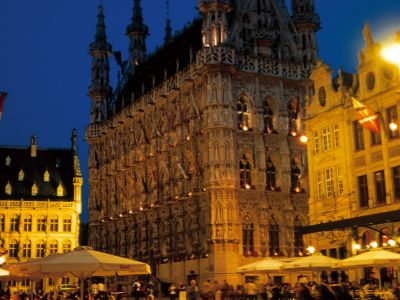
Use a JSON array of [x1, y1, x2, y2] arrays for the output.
[[361, 230, 373, 248], [266, 157, 277, 190], [62, 240, 72, 253], [36, 240, 45, 258], [237, 97, 250, 130], [49, 240, 58, 254], [22, 240, 31, 258], [239, 155, 251, 189], [269, 217, 280, 256]]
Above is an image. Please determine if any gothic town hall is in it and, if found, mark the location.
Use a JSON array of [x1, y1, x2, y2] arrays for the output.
[[87, 0, 319, 284]]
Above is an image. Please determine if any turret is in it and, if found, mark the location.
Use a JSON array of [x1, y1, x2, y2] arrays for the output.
[[198, 0, 233, 48], [88, 4, 112, 124], [71, 128, 83, 214], [291, 0, 320, 65], [126, 0, 149, 70], [164, 0, 173, 45]]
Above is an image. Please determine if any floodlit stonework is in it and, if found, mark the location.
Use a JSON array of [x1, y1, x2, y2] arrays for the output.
[[87, 0, 319, 284]]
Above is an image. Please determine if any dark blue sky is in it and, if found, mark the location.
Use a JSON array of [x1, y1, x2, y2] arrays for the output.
[[1, 0, 400, 222]]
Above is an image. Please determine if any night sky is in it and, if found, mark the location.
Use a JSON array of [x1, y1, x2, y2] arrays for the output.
[[1, 0, 400, 222]]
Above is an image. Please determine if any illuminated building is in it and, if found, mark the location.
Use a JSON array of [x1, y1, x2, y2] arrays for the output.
[[0, 132, 82, 290], [87, 0, 319, 284], [303, 25, 400, 281]]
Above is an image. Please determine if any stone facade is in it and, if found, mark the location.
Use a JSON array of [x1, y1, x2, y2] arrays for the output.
[[87, 0, 319, 284], [304, 25, 400, 280]]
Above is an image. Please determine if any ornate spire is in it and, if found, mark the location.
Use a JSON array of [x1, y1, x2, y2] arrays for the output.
[[164, 0, 172, 44], [89, 3, 112, 123], [362, 23, 375, 48], [71, 128, 82, 177], [126, 0, 149, 68]]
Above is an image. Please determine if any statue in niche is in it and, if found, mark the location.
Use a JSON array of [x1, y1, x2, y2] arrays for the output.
[[290, 159, 301, 192], [263, 101, 275, 133], [288, 99, 299, 135], [266, 157, 277, 190]]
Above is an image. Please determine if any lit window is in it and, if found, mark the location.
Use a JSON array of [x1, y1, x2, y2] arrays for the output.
[[242, 223, 254, 255], [239, 155, 251, 189], [57, 183, 64, 197], [5, 181, 12, 195], [10, 215, 19, 232], [36, 241, 45, 258], [49, 241, 58, 254], [387, 106, 399, 139], [31, 183, 38, 196], [22, 241, 31, 258], [325, 167, 334, 198], [23, 215, 32, 232], [322, 127, 332, 152], [63, 218, 72, 232], [44, 170, 50, 182], [237, 97, 250, 130], [18, 169, 24, 181], [49, 218, 58, 232], [5, 156, 11, 166], [313, 131, 320, 155]]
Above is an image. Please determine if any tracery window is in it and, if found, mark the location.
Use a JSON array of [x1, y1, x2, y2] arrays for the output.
[[239, 155, 251, 189], [237, 97, 250, 130]]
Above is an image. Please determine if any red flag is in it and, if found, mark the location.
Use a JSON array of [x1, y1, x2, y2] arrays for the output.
[[0, 92, 8, 120], [352, 97, 380, 134]]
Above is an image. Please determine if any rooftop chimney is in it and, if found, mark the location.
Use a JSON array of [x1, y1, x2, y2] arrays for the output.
[[30, 135, 37, 157]]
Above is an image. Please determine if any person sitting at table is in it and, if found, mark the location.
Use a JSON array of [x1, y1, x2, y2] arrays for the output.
[[318, 283, 337, 300]]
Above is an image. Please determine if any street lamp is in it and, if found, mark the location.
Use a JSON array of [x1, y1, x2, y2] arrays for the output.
[[306, 246, 315, 254]]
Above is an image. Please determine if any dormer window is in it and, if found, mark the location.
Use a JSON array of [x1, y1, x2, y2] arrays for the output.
[[5, 181, 12, 195], [57, 183, 64, 197], [5, 156, 11, 166], [56, 159, 61, 168], [18, 169, 25, 181], [44, 170, 50, 182], [32, 183, 38, 196]]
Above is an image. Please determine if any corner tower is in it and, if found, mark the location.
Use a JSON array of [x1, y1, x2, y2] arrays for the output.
[[88, 4, 112, 124], [126, 0, 149, 70], [291, 0, 320, 65]]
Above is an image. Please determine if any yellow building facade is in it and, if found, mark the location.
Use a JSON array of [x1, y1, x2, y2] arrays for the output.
[[304, 25, 400, 279], [0, 131, 82, 291]]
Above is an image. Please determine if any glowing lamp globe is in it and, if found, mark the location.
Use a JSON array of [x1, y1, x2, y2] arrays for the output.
[[382, 43, 400, 67]]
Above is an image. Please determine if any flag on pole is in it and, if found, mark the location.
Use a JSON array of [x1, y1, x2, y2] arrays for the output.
[[352, 97, 380, 134], [0, 92, 8, 120]]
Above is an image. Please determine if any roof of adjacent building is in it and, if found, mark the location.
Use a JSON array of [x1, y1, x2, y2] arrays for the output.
[[0, 146, 76, 201]]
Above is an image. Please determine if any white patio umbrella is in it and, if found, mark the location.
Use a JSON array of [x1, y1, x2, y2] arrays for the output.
[[339, 249, 400, 289], [237, 258, 285, 273], [7, 247, 151, 300]]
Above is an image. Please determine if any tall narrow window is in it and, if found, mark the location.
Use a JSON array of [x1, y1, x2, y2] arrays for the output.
[[392, 166, 400, 200], [336, 166, 344, 196], [266, 157, 276, 190], [237, 97, 250, 130], [269, 223, 280, 256], [239, 155, 251, 189], [37, 216, 46, 232], [316, 171, 323, 200], [358, 175, 369, 208], [22, 241, 31, 258], [322, 127, 332, 152], [333, 124, 340, 148], [49, 218, 58, 232], [0, 215, 4, 232], [313, 131, 320, 155], [242, 223, 254, 255], [375, 170, 386, 204], [63, 218, 72, 232], [23, 215, 32, 232], [36, 241, 45, 258], [10, 215, 19, 232], [263, 100, 274, 133], [9, 240, 19, 258], [293, 217, 304, 257], [353, 121, 365, 151], [325, 167, 334, 198], [387, 106, 399, 139]]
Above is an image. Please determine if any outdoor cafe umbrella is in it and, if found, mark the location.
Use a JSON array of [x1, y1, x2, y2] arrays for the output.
[[339, 249, 400, 289], [7, 247, 151, 300], [282, 253, 341, 282], [236, 258, 285, 273]]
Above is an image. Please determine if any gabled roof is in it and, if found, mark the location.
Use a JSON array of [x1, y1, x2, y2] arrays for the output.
[[0, 146, 75, 201]]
